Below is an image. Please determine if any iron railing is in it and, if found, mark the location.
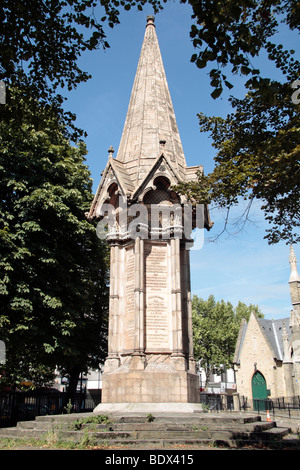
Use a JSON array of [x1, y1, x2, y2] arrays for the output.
[[0, 389, 99, 427], [239, 395, 300, 417], [200, 392, 234, 411]]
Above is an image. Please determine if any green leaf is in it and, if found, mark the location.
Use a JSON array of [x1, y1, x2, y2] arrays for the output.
[[196, 58, 206, 69], [225, 80, 233, 89], [211, 87, 223, 99]]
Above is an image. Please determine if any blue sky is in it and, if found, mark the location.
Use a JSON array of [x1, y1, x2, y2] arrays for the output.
[[64, 2, 299, 320]]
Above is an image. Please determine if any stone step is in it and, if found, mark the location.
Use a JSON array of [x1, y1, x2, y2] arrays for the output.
[[11, 420, 276, 441], [114, 414, 209, 423], [109, 421, 275, 432], [0, 427, 293, 449], [0, 412, 298, 449], [29, 412, 264, 430], [0, 423, 291, 441], [228, 426, 290, 441], [14, 413, 269, 433], [110, 413, 261, 424]]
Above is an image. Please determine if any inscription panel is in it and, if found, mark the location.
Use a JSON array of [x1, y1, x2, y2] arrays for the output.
[[145, 242, 170, 350]]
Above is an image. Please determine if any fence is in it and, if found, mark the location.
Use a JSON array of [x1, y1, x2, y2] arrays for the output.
[[200, 393, 300, 418], [0, 389, 98, 427], [2, 389, 299, 427], [238, 395, 300, 418], [200, 392, 234, 411]]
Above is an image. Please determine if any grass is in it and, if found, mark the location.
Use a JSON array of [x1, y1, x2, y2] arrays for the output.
[[0, 414, 114, 450], [146, 413, 155, 422], [72, 414, 111, 430], [0, 433, 118, 450]]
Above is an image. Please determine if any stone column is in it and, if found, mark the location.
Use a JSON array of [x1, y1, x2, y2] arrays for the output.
[[171, 238, 186, 370], [282, 321, 295, 397], [105, 243, 120, 371], [185, 246, 196, 373], [131, 236, 146, 369], [293, 362, 300, 396]]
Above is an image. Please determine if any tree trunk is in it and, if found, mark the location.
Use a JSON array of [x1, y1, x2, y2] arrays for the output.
[[66, 364, 81, 408]]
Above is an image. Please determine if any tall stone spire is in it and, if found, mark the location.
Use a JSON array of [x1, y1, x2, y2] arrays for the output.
[[116, 15, 186, 185], [88, 16, 209, 223]]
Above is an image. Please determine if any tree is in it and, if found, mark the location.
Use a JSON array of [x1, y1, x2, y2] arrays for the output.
[[0, 0, 164, 139], [192, 294, 262, 387], [234, 300, 263, 324], [0, 86, 109, 393], [1, 0, 298, 384], [175, 0, 300, 244], [186, 0, 299, 96]]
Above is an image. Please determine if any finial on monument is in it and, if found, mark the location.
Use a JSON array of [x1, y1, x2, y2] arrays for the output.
[[146, 15, 155, 26], [108, 145, 115, 157], [289, 245, 300, 282]]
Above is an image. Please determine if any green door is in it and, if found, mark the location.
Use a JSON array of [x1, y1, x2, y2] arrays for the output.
[[252, 371, 268, 411]]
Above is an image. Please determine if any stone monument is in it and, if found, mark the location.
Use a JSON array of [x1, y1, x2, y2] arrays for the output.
[[88, 16, 212, 410]]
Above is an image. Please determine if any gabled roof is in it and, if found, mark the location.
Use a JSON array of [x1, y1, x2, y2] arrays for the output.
[[259, 317, 291, 361], [234, 313, 291, 364], [87, 154, 133, 219], [132, 153, 186, 202]]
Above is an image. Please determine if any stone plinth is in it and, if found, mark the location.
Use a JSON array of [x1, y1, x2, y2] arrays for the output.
[[101, 369, 199, 404]]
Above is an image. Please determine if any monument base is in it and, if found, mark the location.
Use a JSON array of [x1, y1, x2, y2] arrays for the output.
[[99, 369, 200, 405], [93, 402, 203, 414]]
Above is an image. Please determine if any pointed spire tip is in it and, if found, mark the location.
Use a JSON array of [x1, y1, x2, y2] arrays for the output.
[[289, 245, 300, 282]]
